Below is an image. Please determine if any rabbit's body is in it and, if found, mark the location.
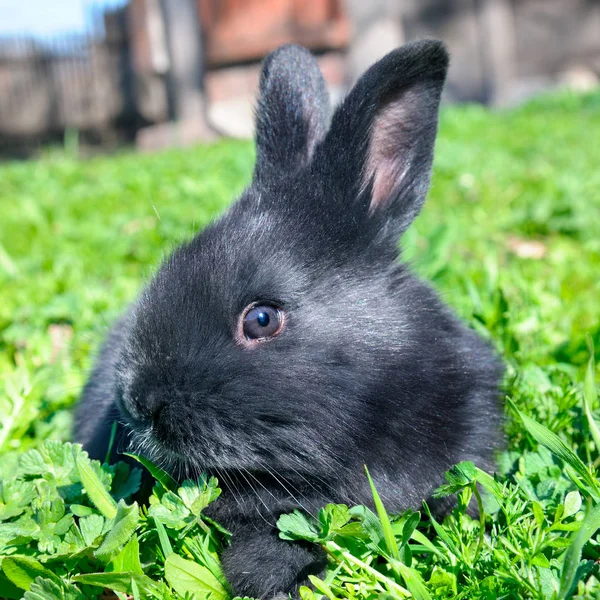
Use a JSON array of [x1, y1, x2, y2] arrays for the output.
[[75, 41, 503, 597]]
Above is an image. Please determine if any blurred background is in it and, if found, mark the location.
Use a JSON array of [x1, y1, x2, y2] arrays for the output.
[[0, 0, 599, 159]]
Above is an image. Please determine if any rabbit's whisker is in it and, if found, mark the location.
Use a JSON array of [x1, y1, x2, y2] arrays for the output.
[[255, 460, 317, 519], [237, 468, 277, 528], [216, 468, 242, 511], [284, 463, 335, 501]]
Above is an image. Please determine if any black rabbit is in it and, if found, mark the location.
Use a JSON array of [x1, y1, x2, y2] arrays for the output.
[[74, 40, 503, 598]]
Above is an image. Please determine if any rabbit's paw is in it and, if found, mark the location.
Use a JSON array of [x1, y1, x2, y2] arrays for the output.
[[222, 523, 325, 599]]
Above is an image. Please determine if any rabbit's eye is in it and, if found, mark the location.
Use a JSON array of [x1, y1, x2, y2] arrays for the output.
[[242, 305, 283, 341]]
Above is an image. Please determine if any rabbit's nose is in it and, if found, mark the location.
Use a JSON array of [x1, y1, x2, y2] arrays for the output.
[[145, 390, 166, 422], [128, 389, 165, 423]]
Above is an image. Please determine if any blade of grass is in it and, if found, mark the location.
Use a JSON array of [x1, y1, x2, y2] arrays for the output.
[[422, 502, 461, 559], [507, 399, 600, 501], [394, 560, 433, 600], [583, 338, 600, 455], [124, 452, 177, 491], [558, 502, 600, 599], [410, 529, 445, 559], [75, 450, 118, 520], [154, 517, 173, 558], [104, 421, 118, 465], [131, 577, 140, 600], [365, 465, 400, 561]]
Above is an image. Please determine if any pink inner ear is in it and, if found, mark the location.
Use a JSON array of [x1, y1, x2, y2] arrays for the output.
[[364, 90, 419, 210]]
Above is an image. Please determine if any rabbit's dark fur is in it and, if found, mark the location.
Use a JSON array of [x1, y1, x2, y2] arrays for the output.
[[74, 40, 503, 598]]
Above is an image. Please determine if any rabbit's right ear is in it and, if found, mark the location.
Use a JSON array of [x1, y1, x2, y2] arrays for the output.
[[315, 40, 448, 241], [254, 45, 331, 181]]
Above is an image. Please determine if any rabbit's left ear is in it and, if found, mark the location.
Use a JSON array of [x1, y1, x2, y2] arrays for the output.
[[254, 45, 331, 181], [315, 40, 448, 238]]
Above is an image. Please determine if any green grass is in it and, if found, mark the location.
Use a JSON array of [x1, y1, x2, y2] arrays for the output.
[[1, 90, 600, 599]]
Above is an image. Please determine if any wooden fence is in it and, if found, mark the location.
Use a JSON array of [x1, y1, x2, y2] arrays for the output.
[[0, 2, 136, 157]]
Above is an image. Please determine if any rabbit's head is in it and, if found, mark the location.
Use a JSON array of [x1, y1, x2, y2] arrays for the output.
[[115, 42, 501, 505]]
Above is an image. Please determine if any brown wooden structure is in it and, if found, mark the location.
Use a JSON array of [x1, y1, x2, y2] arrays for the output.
[[198, 0, 349, 66]]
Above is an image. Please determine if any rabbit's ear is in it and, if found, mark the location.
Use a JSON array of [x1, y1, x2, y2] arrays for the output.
[[317, 40, 448, 237], [254, 45, 331, 181]]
